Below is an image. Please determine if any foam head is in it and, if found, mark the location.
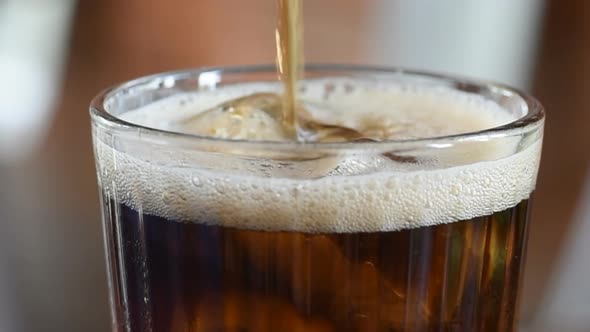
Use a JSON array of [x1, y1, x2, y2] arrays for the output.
[[96, 78, 542, 233]]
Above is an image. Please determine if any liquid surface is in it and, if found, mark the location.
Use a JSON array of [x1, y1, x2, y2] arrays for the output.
[[123, 79, 516, 141]]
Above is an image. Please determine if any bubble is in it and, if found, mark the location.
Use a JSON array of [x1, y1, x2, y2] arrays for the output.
[[450, 183, 462, 195], [161, 191, 174, 206], [214, 184, 225, 195], [191, 176, 203, 187]]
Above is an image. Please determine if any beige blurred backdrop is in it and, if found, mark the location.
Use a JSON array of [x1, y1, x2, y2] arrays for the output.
[[0, 1, 589, 331]]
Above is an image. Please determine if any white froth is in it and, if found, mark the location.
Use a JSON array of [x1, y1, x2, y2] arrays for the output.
[[97, 79, 542, 233]]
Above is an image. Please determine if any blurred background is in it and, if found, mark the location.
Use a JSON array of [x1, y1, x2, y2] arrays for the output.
[[0, 0, 589, 331]]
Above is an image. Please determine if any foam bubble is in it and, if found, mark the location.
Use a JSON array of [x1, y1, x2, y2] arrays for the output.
[[96, 79, 541, 233]]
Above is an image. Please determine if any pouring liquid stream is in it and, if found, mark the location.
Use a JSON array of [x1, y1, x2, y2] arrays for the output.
[[179, 0, 367, 143], [276, 0, 303, 137]]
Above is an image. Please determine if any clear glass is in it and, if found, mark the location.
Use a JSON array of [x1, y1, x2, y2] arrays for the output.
[[90, 65, 544, 332]]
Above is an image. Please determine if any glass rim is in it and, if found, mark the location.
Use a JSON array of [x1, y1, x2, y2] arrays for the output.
[[90, 64, 544, 152]]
